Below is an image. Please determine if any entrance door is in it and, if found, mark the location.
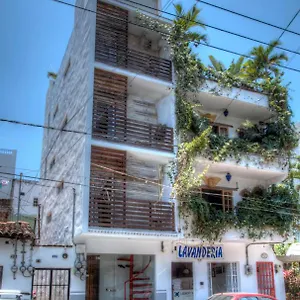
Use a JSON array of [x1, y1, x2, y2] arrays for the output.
[[86, 254, 154, 300], [172, 262, 193, 300], [32, 268, 70, 300], [256, 262, 276, 297], [208, 263, 239, 296], [86, 256, 100, 300]]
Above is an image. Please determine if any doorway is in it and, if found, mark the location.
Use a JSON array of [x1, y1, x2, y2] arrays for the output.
[[171, 262, 193, 300], [86, 254, 154, 300], [208, 263, 239, 295]]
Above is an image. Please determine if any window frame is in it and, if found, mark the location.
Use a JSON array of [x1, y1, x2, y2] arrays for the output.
[[49, 157, 56, 170], [211, 123, 231, 137], [33, 197, 38, 207], [201, 188, 233, 212]]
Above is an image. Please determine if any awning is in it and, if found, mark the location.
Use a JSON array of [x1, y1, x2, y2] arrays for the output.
[[0, 221, 35, 240]]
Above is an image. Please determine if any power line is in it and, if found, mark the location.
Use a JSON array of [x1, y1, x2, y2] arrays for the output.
[[277, 8, 300, 41], [52, 0, 300, 74], [196, 0, 300, 37], [116, 0, 300, 57], [1, 167, 298, 215]]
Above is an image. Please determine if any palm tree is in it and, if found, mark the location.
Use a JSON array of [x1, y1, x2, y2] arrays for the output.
[[243, 40, 288, 81], [208, 55, 226, 72], [208, 55, 245, 76], [173, 3, 207, 45], [228, 56, 245, 76]]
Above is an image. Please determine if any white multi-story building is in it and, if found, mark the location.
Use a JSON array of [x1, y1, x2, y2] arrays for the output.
[[38, 1, 288, 299]]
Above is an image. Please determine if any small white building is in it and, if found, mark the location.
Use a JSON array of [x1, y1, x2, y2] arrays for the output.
[[0, 221, 84, 300], [35, 0, 289, 300]]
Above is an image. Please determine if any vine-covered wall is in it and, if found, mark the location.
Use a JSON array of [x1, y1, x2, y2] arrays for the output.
[[136, 5, 299, 242]]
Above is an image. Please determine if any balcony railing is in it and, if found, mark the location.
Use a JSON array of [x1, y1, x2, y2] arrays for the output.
[[95, 1, 172, 82], [89, 198, 175, 231], [92, 105, 174, 152]]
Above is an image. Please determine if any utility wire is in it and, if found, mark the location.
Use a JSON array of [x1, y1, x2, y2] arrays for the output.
[[196, 0, 300, 37], [52, 0, 300, 74], [1, 169, 297, 215], [116, 0, 300, 57], [277, 8, 300, 41]]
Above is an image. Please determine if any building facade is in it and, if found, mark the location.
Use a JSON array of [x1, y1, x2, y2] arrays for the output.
[[39, 0, 287, 299], [0, 149, 17, 221], [11, 179, 41, 228]]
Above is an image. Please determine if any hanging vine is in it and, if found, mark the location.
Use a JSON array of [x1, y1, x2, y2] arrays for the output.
[[136, 5, 299, 241]]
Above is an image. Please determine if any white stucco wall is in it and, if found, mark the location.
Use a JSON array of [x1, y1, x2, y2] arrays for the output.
[[200, 80, 269, 108], [82, 237, 285, 300], [39, 0, 94, 244], [0, 240, 85, 299]]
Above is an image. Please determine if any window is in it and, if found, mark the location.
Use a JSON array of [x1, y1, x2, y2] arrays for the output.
[[64, 58, 71, 77], [61, 115, 68, 130], [53, 104, 59, 120], [57, 180, 64, 194], [33, 198, 38, 207], [212, 124, 229, 137], [32, 269, 70, 300], [50, 157, 55, 170], [209, 296, 233, 300], [202, 189, 233, 212], [46, 212, 52, 223]]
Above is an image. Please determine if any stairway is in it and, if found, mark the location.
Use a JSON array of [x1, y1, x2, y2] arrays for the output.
[[118, 255, 153, 300]]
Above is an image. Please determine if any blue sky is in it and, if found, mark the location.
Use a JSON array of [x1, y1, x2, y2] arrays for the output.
[[0, 0, 300, 175]]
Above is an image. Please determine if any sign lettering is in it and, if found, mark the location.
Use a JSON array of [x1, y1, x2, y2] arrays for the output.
[[177, 245, 223, 259]]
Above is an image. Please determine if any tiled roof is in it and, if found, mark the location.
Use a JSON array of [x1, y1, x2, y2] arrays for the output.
[[0, 221, 35, 240]]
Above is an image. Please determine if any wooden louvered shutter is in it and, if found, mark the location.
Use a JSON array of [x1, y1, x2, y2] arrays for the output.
[[89, 146, 126, 227], [95, 1, 128, 67], [93, 69, 128, 142]]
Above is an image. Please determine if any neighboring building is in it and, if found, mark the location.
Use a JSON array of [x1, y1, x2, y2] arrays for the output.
[[0, 149, 17, 221], [0, 221, 84, 299], [11, 179, 41, 229], [38, 1, 287, 300]]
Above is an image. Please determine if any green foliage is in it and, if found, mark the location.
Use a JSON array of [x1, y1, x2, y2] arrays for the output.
[[236, 183, 299, 239], [47, 71, 57, 80], [208, 55, 245, 76], [243, 40, 288, 81], [208, 55, 226, 72], [273, 243, 292, 256], [138, 3, 299, 241]]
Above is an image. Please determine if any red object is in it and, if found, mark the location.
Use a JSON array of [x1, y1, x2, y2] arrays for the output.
[[210, 293, 277, 299], [256, 262, 276, 297], [122, 255, 152, 300], [0, 221, 35, 240]]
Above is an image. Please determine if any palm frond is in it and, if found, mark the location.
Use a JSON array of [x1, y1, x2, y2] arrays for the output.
[[209, 55, 225, 72]]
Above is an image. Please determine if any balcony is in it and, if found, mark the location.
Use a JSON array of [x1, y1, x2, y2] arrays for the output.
[[92, 68, 174, 153], [89, 198, 175, 231], [88, 146, 175, 232], [95, 1, 172, 82]]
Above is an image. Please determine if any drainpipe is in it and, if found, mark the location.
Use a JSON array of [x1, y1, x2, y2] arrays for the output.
[[245, 238, 288, 273], [72, 188, 76, 243], [246, 239, 288, 265]]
